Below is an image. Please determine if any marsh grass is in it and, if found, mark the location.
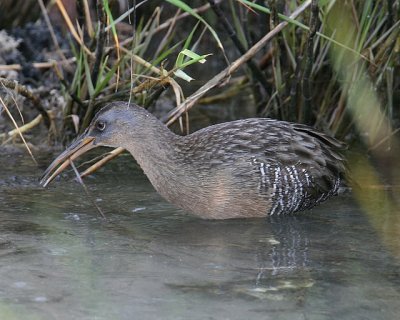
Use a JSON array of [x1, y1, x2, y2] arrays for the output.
[[35, 1, 396, 140]]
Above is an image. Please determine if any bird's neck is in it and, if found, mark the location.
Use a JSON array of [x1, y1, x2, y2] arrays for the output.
[[124, 122, 188, 202], [126, 122, 180, 161]]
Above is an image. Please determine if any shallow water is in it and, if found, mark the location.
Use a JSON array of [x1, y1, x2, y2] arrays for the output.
[[0, 151, 399, 320]]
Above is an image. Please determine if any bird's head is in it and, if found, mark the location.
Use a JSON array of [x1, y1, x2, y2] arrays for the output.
[[40, 101, 152, 187]]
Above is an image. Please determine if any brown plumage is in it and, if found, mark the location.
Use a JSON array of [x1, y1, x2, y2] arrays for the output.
[[40, 102, 347, 219]]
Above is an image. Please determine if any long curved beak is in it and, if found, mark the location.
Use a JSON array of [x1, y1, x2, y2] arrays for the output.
[[40, 135, 96, 187]]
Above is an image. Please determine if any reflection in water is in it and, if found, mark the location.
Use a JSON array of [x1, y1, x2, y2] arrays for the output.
[[158, 215, 315, 303], [266, 216, 310, 276], [0, 154, 399, 319]]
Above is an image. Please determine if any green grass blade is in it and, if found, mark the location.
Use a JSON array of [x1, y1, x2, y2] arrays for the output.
[[83, 53, 95, 97], [103, 0, 117, 40]]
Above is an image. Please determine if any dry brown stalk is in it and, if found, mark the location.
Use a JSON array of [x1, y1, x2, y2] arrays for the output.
[[0, 114, 42, 140], [0, 78, 50, 127], [0, 58, 76, 71], [0, 96, 37, 164]]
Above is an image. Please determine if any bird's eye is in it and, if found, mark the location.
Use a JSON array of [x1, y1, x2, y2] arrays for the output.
[[96, 121, 106, 131]]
